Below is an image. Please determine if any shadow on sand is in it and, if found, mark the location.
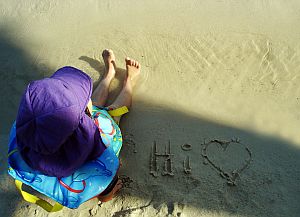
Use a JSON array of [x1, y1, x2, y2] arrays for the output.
[[116, 100, 300, 217], [0, 27, 53, 217], [0, 29, 299, 217]]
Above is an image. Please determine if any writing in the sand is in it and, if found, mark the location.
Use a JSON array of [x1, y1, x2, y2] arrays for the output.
[[149, 140, 192, 177], [148, 139, 253, 186]]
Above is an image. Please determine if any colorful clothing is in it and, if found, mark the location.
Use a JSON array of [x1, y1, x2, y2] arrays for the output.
[[7, 106, 128, 211], [92, 105, 123, 156]]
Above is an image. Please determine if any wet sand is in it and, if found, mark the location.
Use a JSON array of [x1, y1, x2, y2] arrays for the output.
[[0, 1, 300, 216]]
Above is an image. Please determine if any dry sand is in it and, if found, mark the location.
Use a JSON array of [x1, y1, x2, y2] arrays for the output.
[[1, 0, 300, 216]]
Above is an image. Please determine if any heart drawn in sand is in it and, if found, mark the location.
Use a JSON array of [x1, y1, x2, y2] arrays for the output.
[[201, 139, 252, 186]]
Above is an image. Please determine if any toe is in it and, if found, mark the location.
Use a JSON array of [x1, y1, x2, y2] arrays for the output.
[[125, 57, 131, 64], [117, 179, 123, 186], [102, 49, 114, 56], [102, 50, 109, 59], [114, 180, 123, 193], [108, 49, 114, 55], [102, 49, 108, 54]]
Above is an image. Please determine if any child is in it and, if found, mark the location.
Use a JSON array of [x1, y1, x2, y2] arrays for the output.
[[13, 49, 141, 204]]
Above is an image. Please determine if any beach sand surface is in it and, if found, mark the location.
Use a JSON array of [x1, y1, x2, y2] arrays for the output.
[[0, 0, 300, 216]]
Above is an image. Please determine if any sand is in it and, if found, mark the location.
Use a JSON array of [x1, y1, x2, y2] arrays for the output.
[[1, 0, 300, 216]]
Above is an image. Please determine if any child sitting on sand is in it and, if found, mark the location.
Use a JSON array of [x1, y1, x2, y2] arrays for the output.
[[8, 49, 140, 207]]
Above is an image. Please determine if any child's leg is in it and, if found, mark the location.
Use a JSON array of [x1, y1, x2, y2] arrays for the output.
[[98, 178, 123, 202], [92, 49, 116, 107], [97, 58, 140, 202], [108, 57, 141, 123]]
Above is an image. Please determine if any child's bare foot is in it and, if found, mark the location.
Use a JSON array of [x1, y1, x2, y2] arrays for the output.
[[104, 57, 140, 111], [125, 57, 141, 87], [98, 179, 123, 202], [102, 49, 116, 80]]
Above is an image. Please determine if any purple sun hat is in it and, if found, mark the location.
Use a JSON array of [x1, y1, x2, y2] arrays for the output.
[[16, 66, 106, 178]]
